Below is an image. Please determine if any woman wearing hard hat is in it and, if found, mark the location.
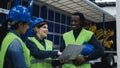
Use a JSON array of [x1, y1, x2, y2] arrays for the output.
[[0, 5, 32, 68], [25, 17, 62, 68]]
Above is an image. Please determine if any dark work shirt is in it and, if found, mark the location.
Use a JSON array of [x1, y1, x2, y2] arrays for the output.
[[60, 28, 104, 61], [25, 35, 58, 59]]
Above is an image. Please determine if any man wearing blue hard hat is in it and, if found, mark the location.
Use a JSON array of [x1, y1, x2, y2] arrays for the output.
[[0, 5, 32, 68], [60, 12, 104, 68], [25, 17, 62, 68]]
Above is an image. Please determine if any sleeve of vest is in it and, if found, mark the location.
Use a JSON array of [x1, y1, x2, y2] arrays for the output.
[[86, 30, 94, 42]]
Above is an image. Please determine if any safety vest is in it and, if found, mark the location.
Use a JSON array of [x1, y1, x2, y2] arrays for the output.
[[28, 37, 53, 68], [0, 32, 31, 68], [63, 29, 93, 68]]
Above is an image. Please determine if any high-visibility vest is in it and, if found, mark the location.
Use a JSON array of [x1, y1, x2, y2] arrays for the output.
[[63, 29, 93, 68], [28, 37, 53, 68], [0, 32, 31, 68]]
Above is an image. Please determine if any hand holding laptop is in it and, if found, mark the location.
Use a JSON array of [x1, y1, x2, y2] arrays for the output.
[[57, 44, 85, 60]]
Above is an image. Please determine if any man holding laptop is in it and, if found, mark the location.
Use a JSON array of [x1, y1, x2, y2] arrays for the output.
[[60, 12, 104, 68]]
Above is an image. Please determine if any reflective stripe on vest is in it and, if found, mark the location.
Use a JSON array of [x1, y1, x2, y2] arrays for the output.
[[28, 37, 53, 68], [30, 59, 52, 64], [63, 29, 93, 68], [0, 32, 31, 68]]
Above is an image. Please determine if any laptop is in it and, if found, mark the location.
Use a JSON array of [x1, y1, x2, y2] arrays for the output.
[[57, 44, 85, 60]]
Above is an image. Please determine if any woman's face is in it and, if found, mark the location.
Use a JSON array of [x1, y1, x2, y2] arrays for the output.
[[36, 24, 48, 38]]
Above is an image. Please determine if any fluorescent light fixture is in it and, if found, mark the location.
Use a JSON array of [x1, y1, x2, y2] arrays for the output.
[[95, 0, 116, 3]]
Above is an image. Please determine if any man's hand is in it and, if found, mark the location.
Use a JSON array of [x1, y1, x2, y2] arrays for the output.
[[73, 56, 86, 66], [60, 57, 71, 63]]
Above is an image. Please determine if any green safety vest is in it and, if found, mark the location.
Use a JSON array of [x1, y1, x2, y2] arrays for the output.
[[63, 29, 93, 68], [0, 32, 31, 68], [28, 37, 53, 68]]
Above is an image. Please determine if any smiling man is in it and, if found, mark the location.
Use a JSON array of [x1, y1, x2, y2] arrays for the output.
[[60, 12, 104, 68]]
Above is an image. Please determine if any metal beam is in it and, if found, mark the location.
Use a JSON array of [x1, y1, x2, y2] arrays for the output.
[[116, 0, 120, 68]]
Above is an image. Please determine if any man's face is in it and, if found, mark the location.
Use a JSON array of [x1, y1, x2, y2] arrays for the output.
[[70, 15, 81, 30], [21, 23, 29, 34]]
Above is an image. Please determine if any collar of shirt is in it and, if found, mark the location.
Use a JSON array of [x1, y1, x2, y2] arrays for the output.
[[34, 35, 46, 49], [73, 28, 82, 39], [9, 29, 21, 37], [34, 35, 45, 43]]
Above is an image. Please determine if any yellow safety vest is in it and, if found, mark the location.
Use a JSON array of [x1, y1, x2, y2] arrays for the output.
[[28, 37, 53, 68], [63, 29, 93, 68], [0, 32, 31, 68]]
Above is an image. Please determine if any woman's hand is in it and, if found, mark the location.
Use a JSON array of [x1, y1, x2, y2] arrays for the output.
[[58, 51, 62, 55]]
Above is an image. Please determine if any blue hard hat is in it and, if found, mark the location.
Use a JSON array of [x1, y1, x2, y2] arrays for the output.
[[25, 17, 44, 37], [81, 43, 94, 56], [32, 17, 44, 28], [7, 5, 32, 23]]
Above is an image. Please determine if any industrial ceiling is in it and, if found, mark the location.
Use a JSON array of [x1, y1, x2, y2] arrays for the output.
[[37, 0, 116, 23]]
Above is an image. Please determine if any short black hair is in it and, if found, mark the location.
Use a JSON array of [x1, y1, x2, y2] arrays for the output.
[[72, 12, 85, 23]]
